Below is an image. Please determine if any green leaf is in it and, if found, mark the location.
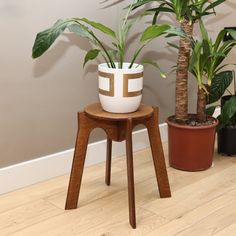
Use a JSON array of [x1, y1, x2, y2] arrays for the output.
[[165, 27, 186, 38], [83, 49, 100, 67], [226, 29, 236, 41], [214, 29, 226, 52], [142, 59, 166, 78], [32, 19, 68, 58], [218, 95, 236, 130], [204, 0, 225, 12], [208, 71, 233, 104], [140, 24, 170, 42], [130, 0, 155, 10], [205, 106, 217, 116], [79, 18, 116, 39], [199, 20, 209, 41], [68, 23, 95, 43]]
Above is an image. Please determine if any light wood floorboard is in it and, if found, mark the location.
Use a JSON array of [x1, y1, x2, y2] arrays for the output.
[[0, 144, 236, 236]]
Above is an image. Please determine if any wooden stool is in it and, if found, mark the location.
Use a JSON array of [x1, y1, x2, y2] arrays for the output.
[[65, 103, 171, 228]]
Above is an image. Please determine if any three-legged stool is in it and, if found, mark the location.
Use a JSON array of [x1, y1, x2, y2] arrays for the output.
[[65, 103, 171, 228]]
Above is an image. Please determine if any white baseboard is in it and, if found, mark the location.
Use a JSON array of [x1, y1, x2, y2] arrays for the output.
[[0, 123, 168, 195]]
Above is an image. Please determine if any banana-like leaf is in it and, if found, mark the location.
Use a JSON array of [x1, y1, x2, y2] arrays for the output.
[[142, 59, 166, 78], [140, 24, 170, 42], [32, 19, 68, 58], [68, 23, 95, 43], [83, 49, 100, 67], [79, 18, 116, 39], [208, 70, 233, 104]]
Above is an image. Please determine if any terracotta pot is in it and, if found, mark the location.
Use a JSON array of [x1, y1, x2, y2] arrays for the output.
[[167, 115, 218, 171]]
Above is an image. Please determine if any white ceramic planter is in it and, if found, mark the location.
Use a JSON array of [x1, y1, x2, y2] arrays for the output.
[[98, 63, 143, 113]]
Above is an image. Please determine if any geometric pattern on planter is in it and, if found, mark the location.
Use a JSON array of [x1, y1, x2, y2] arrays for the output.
[[123, 72, 143, 97], [98, 71, 114, 97]]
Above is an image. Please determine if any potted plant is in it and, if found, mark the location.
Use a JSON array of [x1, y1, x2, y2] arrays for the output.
[[206, 70, 236, 156], [217, 93, 236, 156], [131, 0, 228, 171], [32, 1, 180, 113], [185, 21, 236, 169]]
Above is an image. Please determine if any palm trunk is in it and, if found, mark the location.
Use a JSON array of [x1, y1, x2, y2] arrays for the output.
[[175, 19, 193, 122], [197, 87, 206, 115]]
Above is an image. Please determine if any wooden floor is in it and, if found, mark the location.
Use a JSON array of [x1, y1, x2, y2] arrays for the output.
[[1, 143, 236, 236]]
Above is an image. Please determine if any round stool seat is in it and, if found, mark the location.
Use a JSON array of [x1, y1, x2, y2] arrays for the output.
[[85, 103, 153, 121]]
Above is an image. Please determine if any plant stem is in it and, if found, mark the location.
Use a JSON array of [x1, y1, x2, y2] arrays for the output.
[[73, 20, 116, 68], [90, 32, 116, 68], [122, 0, 135, 29], [129, 43, 146, 68], [175, 19, 193, 121]]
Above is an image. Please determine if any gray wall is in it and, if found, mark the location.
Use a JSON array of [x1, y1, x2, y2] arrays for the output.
[[0, 0, 235, 167]]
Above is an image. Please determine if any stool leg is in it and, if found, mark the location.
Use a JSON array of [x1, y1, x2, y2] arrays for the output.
[[147, 107, 171, 198], [126, 118, 136, 229], [105, 138, 112, 186], [65, 112, 90, 209]]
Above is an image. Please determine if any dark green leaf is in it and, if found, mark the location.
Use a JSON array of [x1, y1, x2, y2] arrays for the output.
[[208, 71, 233, 104], [218, 95, 236, 130], [205, 106, 217, 116], [204, 0, 225, 12], [32, 19, 68, 58], [226, 29, 236, 41], [83, 49, 100, 67]]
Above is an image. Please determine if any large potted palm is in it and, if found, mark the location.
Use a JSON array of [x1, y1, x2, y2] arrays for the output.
[[32, 1, 177, 113], [132, 0, 227, 171]]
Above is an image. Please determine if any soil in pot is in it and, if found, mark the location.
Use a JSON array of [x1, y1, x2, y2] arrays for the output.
[[167, 114, 218, 171]]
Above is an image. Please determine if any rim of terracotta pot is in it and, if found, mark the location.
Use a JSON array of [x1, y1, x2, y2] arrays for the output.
[[166, 114, 219, 130]]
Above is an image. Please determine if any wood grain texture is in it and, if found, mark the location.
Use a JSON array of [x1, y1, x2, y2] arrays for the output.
[[146, 107, 171, 198], [65, 112, 90, 210], [105, 138, 112, 186], [85, 103, 153, 121], [126, 118, 136, 228], [65, 104, 170, 228], [1, 147, 236, 235]]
